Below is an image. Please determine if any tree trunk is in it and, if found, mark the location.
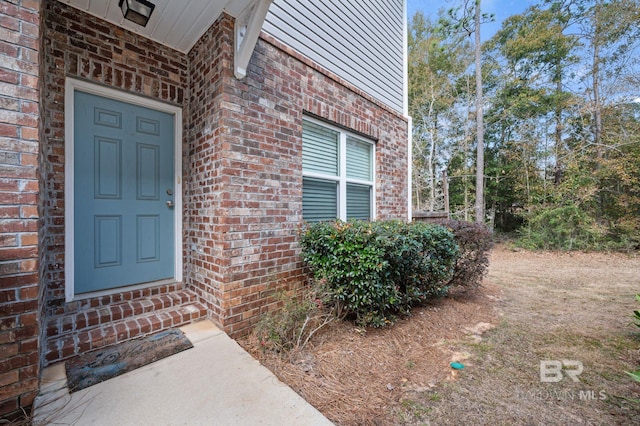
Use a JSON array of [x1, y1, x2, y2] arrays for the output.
[[464, 74, 471, 222], [592, 44, 602, 151], [592, 0, 603, 151], [474, 0, 485, 224], [443, 170, 450, 214], [554, 77, 563, 185], [428, 117, 436, 211]]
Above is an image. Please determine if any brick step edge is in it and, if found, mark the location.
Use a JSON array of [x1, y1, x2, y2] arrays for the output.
[[54, 282, 185, 316], [46, 290, 201, 339], [44, 301, 208, 365]]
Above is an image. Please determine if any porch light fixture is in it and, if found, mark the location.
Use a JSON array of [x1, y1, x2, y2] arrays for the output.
[[119, 0, 155, 27]]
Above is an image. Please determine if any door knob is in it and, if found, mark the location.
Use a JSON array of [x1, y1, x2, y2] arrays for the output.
[[166, 200, 174, 208]]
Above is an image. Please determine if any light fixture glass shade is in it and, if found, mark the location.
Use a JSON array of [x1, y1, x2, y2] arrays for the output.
[[119, 0, 155, 27]]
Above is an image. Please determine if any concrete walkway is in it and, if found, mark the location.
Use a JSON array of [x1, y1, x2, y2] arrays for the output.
[[33, 320, 333, 425]]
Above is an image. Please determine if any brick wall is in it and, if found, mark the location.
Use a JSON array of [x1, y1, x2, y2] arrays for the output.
[[40, 0, 188, 321], [185, 15, 307, 334], [186, 15, 409, 335], [0, 0, 41, 418], [10, 0, 407, 397], [183, 14, 229, 324]]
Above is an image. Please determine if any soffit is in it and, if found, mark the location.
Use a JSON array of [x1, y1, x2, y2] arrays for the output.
[[61, 0, 255, 53]]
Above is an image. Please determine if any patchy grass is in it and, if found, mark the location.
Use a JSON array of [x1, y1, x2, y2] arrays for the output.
[[400, 247, 640, 425], [240, 245, 640, 425]]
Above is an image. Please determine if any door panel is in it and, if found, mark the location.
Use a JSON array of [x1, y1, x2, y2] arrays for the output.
[[94, 215, 122, 267], [137, 215, 160, 262], [137, 144, 160, 200], [74, 92, 175, 294], [94, 137, 121, 199]]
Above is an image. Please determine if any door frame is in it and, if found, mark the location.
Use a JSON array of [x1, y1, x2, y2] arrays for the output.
[[64, 78, 183, 302]]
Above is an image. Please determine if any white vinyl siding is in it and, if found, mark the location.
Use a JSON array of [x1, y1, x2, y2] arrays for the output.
[[302, 118, 375, 222], [263, 0, 404, 113]]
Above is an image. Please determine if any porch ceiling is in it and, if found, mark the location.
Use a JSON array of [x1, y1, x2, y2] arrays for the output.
[[61, 0, 255, 53]]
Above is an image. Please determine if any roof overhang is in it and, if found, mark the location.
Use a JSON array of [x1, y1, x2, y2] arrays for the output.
[[62, 0, 272, 78]]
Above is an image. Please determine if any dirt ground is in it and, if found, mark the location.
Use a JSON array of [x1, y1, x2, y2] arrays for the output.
[[240, 245, 640, 425]]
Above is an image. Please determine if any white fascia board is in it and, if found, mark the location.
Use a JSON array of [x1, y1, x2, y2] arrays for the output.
[[234, 0, 273, 79]]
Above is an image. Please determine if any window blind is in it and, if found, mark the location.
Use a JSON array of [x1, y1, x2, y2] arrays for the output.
[[302, 120, 339, 176], [346, 183, 371, 220], [346, 136, 372, 180], [303, 177, 338, 222]]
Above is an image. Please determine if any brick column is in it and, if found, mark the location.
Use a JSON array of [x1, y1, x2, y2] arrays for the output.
[[0, 0, 41, 418]]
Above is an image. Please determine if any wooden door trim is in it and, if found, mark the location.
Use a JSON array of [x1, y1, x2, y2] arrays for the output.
[[64, 78, 183, 302]]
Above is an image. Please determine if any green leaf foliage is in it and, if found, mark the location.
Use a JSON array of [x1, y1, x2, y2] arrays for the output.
[[516, 205, 604, 251], [627, 370, 640, 383], [634, 294, 640, 329], [299, 220, 460, 326], [411, 1, 640, 250], [626, 294, 640, 387]]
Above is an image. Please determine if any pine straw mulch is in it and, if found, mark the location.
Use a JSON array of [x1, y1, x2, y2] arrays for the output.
[[240, 246, 640, 425], [239, 284, 500, 425]]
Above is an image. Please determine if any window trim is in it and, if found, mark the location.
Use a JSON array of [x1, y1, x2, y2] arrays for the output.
[[302, 117, 376, 221]]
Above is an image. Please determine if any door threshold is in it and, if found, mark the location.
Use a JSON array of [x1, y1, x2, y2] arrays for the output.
[[71, 278, 179, 302]]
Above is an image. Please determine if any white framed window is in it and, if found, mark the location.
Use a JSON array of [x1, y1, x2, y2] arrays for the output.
[[302, 117, 375, 222]]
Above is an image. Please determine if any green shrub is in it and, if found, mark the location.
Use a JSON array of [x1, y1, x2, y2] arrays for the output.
[[634, 294, 640, 329], [602, 219, 640, 251], [299, 220, 459, 326], [626, 295, 640, 386], [516, 205, 604, 250], [436, 219, 494, 292], [373, 221, 460, 303], [300, 220, 399, 326]]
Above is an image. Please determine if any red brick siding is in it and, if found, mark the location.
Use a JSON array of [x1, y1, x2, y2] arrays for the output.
[[36, 0, 407, 368], [0, 0, 41, 418], [39, 0, 188, 319], [186, 15, 409, 335], [183, 14, 230, 324]]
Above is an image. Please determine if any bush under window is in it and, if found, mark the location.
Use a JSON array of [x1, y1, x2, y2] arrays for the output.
[[299, 220, 460, 326]]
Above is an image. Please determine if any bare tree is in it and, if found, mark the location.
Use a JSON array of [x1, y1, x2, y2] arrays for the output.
[[438, 0, 490, 223]]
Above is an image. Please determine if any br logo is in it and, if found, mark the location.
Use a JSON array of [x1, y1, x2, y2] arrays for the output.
[[540, 360, 584, 382]]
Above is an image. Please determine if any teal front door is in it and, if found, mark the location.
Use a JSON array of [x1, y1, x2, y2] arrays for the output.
[[74, 91, 175, 294]]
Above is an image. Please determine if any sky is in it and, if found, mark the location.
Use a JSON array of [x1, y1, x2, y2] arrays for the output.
[[407, 0, 539, 40]]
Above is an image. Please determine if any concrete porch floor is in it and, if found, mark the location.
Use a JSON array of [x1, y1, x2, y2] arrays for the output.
[[32, 320, 333, 425]]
